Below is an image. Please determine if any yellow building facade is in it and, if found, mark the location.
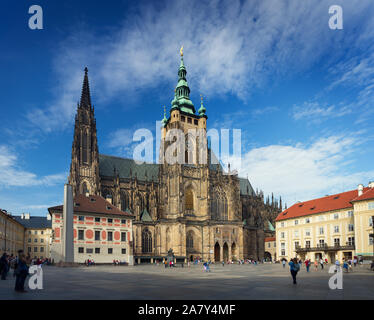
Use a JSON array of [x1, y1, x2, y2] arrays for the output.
[[275, 183, 374, 263], [0, 209, 25, 255]]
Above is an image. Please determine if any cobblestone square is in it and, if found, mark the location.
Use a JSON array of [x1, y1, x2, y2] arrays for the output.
[[0, 263, 373, 300]]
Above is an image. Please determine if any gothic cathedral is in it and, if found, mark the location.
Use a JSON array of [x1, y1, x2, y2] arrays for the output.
[[68, 54, 281, 263]]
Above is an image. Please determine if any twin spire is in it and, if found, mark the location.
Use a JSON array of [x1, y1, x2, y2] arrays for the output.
[[79, 67, 92, 109]]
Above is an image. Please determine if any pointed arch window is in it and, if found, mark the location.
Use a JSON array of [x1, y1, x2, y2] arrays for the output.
[[142, 229, 152, 253], [121, 192, 129, 211], [82, 131, 88, 164], [186, 232, 194, 249], [185, 188, 194, 211]]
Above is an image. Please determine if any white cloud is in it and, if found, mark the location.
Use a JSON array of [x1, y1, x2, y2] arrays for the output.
[[229, 134, 374, 206], [24, 0, 374, 133], [292, 102, 352, 122], [0, 145, 66, 187]]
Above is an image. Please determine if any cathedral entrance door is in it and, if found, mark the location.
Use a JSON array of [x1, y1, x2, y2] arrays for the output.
[[223, 242, 229, 262], [214, 242, 220, 262]]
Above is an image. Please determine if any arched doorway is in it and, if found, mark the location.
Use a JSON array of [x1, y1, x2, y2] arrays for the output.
[[223, 242, 229, 261], [264, 251, 272, 261], [214, 242, 220, 262], [231, 242, 237, 261]]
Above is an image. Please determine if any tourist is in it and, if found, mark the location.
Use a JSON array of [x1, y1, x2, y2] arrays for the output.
[[282, 259, 286, 268], [343, 259, 349, 272], [319, 258, 324, 270], [222, 261, 224, 267], [0, 253, 9, 280], [289, 258, 300, 284], [353, 258, 357, 267], [314, 260, 318, 271], [305, 259, 310, 272], [15, 251, 29, 292], [335, 259, 340, 272]]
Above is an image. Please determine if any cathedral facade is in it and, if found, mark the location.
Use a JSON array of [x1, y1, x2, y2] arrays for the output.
[[68, 55, 281, 264]]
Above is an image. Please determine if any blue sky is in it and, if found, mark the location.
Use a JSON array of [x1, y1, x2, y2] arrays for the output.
[[1, 0, 374, 216]]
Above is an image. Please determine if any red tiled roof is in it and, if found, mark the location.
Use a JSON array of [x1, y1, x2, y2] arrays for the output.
[[264, 237, 275, 242], [48, 194, 134, 217], [351, 187, 374, 202], [275, 187, 371, 221]]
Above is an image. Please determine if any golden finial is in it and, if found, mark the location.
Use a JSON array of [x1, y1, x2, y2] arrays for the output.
[[200, 94, 203, 101], [180, 46, 184, 56], [163, 105, 166, 114]]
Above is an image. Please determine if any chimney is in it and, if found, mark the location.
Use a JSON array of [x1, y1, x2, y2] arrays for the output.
[[368, 181, 374, 188], [47, 214, 51, 221], [24, 213, 30, 219], [21, 213, 24, 219], [358, 184, 364, 196]]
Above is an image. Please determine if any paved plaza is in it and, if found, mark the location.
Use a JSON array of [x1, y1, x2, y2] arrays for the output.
[[0, 263, 373, 300]]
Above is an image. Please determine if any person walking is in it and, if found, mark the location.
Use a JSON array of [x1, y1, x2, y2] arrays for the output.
[[305, 259, 310, 272], [314, 260, 318, 271], [15, 251, 29, 292], [289, 258, 300, 284], [282, 259, 286, 268], [335, 259, 340, 272], [319, 258, 324, 270], [0, 253, 9, 280]]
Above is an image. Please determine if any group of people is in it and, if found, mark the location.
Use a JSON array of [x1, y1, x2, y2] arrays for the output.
[[0, 250, 33, 292], [85, 259, 95, 266]]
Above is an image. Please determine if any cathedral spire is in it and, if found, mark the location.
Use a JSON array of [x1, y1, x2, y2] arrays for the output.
[[80, 67, 92, 109]]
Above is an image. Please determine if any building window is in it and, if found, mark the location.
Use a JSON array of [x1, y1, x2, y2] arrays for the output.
[[95, 248, 100, 254], [142, 229, 153, 253], [95, 217, 100, 222], [78, 247, 84, 253], [281, 232, 285, 239], [108, 218, 113, 223], [122, 248, 126, 254], [334, 213, 339, 220], [281, 222, 284, 228], [34, 238, 37, 243], [181, 116, 185, 122], [294, 241, 299, 249], [305, 240, 311, 248], [86, 248, 93, 254], [305, 229, 311, 237], [369, 217, 373, 227], [28, 231, 31, 235], [34, 231, 38, 235], [108, 248, 113, 254], [121, 232, 127, 242], [185, 188, 194, 211], [348, 224, 354, 232], [186, 232, 194, 249], [281, 249, 285, 256], [28, 247, 31, 253], [187, 118, 192, 124], [194, 119, 198, 125], [305, 218, 310, 224], [41, 231, 44, 235], [294, 220, 298, 225], [369, 236, 374, 246], [121, 219, 126, 224], [78, 216, 84, 221], [348, 210, 353, 217], [40, 247, 44, 252], [78, 230, 84, 240], [41, 239, 44, 243], [34, 247, 38, 252], [319, 227, 324, 235], [108, 231, 113, 241], [334, 226, 339, 233], [95, 231, 100, 241], [28, 238, 31, 243], [318, 239, 325, 247], [368, 202, 374, 210], [334, 238, 340, 247], [347, 237, 355, 246]]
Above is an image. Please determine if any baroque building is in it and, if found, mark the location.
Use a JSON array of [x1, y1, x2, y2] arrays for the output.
[[68, 54, 281, 264]]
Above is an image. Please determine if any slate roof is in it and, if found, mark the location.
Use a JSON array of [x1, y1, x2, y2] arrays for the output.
[[99, 153, 255, 197], [13, 216, 52, 229], [275, 187, 371, 221], [48, 194, 134, 217]]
